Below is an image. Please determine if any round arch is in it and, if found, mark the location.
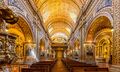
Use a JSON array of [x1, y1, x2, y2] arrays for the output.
[[8, 5, 35, 42], [6, 15, 35, 58], [85, 14, 113, 63], [16, 16, 34, 42], [39, 38, 46, 59], [85, 15, 113, 42], [95, 12, 113, 26]]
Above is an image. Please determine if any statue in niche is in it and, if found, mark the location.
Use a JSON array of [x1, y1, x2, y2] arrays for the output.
[[75, 51, 78, 56], [74, 51, 79, 60], [86, 48, 92, 55], [25, 44, 38, 64], [0, 41, 3, 50], [26, 44, 32, 56], [6, 40, 15, 52], [86, 45, 95, 64], [6, 41, 11, 51], [86, 47, 93, 56]]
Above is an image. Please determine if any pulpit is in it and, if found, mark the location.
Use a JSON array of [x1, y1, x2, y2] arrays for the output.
[[0, 32, 17, 64]]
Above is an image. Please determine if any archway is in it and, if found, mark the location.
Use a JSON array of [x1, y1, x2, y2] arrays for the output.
[[39, 38, 46, 59], [6, 16, 34, 59], [94, 29, 112, 63], [86, 16, 113, 63], [73, 39, 80, 60]]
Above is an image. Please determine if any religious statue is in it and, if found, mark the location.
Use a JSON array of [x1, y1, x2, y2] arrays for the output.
[[85, 44, 96, 64], [0, 41, 3, 49], [86, 47, 93, 56]]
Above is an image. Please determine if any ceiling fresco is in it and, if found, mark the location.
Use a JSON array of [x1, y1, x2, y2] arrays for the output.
[[33, 0, 88, 43]]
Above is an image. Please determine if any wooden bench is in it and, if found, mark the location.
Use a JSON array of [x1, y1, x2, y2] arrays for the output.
[[22, 68, 48, 72], [84, 67, 109, 72], [22, 59, 57, 72], [62, 58, 98, 72]]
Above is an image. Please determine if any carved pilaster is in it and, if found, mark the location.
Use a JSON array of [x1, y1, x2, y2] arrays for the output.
[[112, 0, 120, 65]]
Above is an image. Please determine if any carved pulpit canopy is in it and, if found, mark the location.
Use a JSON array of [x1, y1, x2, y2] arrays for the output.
[[0, 7, 19, 24], [0, 7, 19, 65]]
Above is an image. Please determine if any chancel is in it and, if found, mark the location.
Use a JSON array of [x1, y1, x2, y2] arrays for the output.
[[0, 0, 119, 72]]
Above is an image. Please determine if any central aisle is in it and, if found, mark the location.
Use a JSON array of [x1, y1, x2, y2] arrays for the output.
[[52, 58, 68, 72]]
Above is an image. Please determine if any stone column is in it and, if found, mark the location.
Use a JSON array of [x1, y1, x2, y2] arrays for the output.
[[112, 0, 120, 65]]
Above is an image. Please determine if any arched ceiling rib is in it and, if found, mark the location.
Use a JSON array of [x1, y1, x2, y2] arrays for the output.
[[45, 14, 75, 28], [47, 22, 72, 33], [86, 16, 112, 42], [50, 29, 70, 37], [33, 0, 88, 43]]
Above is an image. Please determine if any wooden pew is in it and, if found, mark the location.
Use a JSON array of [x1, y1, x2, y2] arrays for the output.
[[30, 65, 50, 72], [22, 59, 57, 72], [62, 58, 98, 72], [84, 67, 109, 72], [22, 68, 48, 72], [31, 60, 56, 71], [62, 59, 109, 72]]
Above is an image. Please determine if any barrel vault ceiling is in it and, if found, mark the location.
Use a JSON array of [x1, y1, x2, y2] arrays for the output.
[[32, 0, 88, 43]]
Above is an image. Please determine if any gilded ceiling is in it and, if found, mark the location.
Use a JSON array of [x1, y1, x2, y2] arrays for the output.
[[33, 0, 87, 43]]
